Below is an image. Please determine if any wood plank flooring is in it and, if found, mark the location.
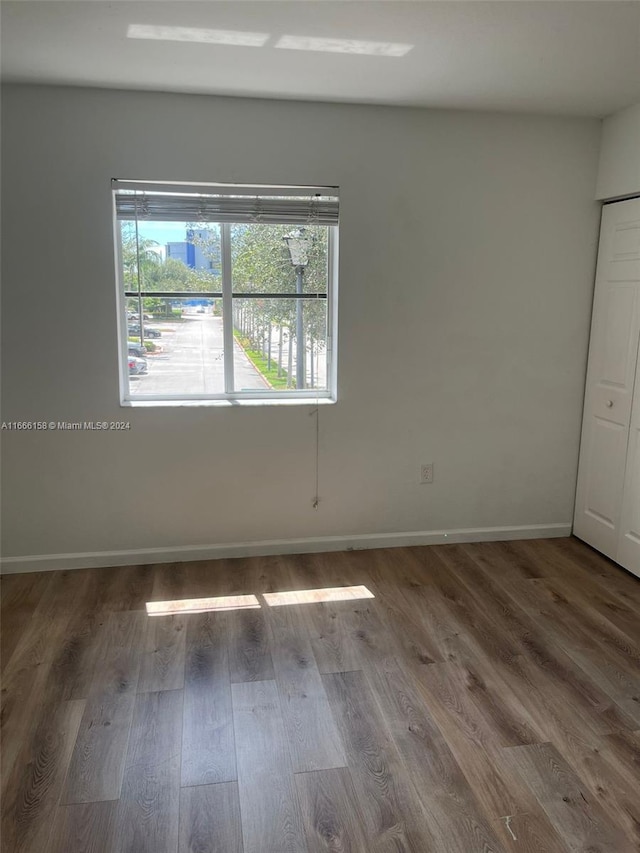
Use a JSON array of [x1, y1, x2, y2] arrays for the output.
[[1, 537, 639, 853]]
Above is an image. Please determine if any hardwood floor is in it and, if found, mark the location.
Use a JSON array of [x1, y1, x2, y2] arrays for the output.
[[1, 537, 639, 852]]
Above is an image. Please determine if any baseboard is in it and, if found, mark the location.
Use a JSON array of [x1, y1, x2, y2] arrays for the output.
[[0, 523, 572, 574]]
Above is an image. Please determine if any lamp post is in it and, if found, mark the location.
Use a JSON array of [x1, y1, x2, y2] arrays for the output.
[[283, 228, 312, 390]]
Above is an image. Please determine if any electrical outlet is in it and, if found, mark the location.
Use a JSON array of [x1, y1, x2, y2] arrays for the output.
[[420, 463, 433, 484]]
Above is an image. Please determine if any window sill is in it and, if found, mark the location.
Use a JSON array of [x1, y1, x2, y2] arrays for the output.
[[121, 397, 337, 408]]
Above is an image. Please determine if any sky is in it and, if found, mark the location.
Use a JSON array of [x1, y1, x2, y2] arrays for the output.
[[136, 221, 189, 245]]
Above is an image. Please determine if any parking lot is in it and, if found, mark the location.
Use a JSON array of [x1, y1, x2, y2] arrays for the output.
[[130, 313, 269, 395]]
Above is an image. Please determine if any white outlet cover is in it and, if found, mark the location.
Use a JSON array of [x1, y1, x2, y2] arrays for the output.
[[420, 464, 433, 484]]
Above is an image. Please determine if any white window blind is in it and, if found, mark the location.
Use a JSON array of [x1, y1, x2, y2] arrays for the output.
[[112, 180, 339, 225]]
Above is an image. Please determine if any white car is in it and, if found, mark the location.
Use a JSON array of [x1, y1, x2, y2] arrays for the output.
[[128, 355, 148, 375]]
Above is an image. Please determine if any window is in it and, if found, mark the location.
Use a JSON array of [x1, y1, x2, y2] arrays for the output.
[[113, 181, 339, 404]]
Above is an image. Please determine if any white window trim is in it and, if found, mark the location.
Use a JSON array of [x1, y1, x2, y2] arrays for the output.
[[113, 194, 338, 407]]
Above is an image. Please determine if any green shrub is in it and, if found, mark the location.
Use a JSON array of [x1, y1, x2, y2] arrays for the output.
[[128, 337, 157, 353]]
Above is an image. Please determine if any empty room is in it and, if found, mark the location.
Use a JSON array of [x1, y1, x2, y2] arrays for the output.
[[1, 1, 639, 852]]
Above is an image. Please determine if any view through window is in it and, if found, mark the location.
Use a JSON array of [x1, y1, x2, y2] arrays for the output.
[[114, 182, 339, 402]]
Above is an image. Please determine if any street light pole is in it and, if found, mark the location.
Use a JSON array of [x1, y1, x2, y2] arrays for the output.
[[296, 265, 304, 389], [283, 227, 312, 391]]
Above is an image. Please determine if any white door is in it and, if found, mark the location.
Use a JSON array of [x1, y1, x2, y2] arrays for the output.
[[574, 198, 640, 563], [618, 337, 640, 577]]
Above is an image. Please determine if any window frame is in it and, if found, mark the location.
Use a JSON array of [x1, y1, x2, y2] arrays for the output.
[[113, 188, 338, 406]]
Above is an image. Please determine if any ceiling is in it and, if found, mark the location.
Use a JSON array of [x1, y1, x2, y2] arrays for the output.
[[2, 1, 639, 118]]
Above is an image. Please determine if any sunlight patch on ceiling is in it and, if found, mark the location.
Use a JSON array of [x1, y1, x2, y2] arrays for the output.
[[275, 35, 413, 57], [127, 25, 270, 48], [146, 593, 260, 616], [263, 585, 375, 607], [126, 26, 412, 58]]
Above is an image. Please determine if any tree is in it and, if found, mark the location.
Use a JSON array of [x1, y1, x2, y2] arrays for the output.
[[120, 223, 162, 291], [143, 258, 219, 293], [229, 223, 329, 387]]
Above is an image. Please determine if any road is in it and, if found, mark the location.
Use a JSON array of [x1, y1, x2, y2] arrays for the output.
[[130, 313, 269, 395]]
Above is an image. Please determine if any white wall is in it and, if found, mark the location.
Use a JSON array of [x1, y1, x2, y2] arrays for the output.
[[1, 85, 602, 567], [596, 102, 640, 200]]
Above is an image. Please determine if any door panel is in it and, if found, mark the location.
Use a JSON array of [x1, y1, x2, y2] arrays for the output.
[[590, 285, 636, 426], [618, 343, 640, 578], [582, 418, 630, 530], [574, 199, 640, 562], [609, 217, 640, 279]]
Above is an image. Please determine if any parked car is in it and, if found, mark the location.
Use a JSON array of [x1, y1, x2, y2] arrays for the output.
[[128, 355, 148, 375], [127, 342, 146, 358], [128, 324, 161, 338]]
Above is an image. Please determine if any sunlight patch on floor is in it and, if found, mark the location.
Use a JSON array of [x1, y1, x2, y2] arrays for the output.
[[146, 593, 260, 616], [263, 585, 374, 607]]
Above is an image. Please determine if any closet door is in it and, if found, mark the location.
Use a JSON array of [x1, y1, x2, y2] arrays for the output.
[[573, 198, 640, 562], [618, 338, 640, 577]]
